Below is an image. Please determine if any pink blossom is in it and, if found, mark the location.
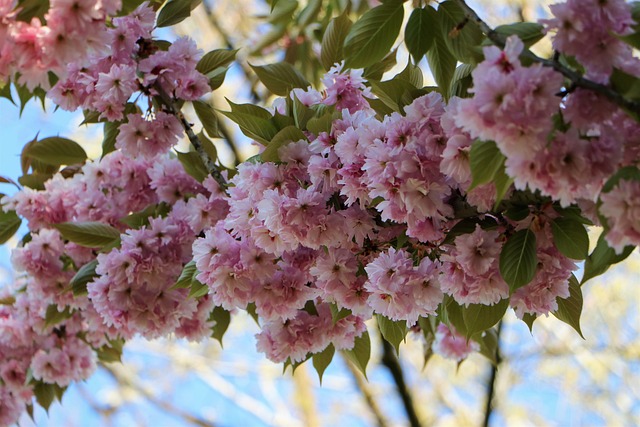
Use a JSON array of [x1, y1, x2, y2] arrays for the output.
[[433, 323, 479, 361]]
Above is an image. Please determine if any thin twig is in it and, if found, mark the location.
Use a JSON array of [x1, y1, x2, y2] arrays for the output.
[[452, 0, 640, 116], [341, 353, 389, 427], [482, 321, 503, 427], [152, 82, 228, 190], [380, 340, 422, 427]]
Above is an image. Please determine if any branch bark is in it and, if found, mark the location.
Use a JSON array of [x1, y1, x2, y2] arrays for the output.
[[341, 353, 389, 427], [380, 340, 422, 427], [482, 321, 503, 427], [452, 0, 640, 117]]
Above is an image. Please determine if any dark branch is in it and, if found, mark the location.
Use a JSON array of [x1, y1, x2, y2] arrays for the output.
[[482, 321, 503, 427], [380, 340, 422, 427], [152, 82, 228, 190], [452, 0, 640, 117], [341, 353, 389, 427]]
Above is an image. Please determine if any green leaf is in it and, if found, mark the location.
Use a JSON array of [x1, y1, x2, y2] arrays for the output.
[[96, 339, 125, 363], [69, 260, 98, 296], [404, 6, 437, 63], [427, 23, 457, 97], [54, 222, 120, 248], [120, 203, 171, 229], [189, 279, 209, 298], [521, 312, 536, 332], [209, 306, 231, 345], [198, 132, 218, 165], [156, 0, 201, 27], [469, 140, 505, 190], [220, 101, 278, 145], [312, 344, 335, 385], [261, 126, 307, 162], [329, 303, 352, 325], [321, 12, 353, 71], [462, 299, 509, 338], [601, 165, 640, 194], [376, 314, 407, 354], [343, 0, 404, 69], [173, 261, 198, 290], [34, 382, 56, 412], [192, 100, 221, 138], [102, 121, 119, 158], [475, 328, 499, 365], [438, 1, 484, 64], [292, 94, 316, 129], [0, 210, 21, 244], [449, 63, 474, 99], [440, 296, 467, 337], [342, 330, 370, 379], [196, 49, 238, 75], [0, 82, 14, 105], [368, 79, 417, 111], [396, 62, 424, 89], [552, 274, 584, 338], [363, 48, 398, 81], [581, 234, 635, 284], [494, 22, 544, 47], [551, 218, 589, 260], [250, 62, 310, 96], [44, 304, 73, 328], [25, 137, 87, 166], [306, 110, 338, 135], [176, 150, 209, 182], [499, 229, 538, 291], [18, 173, 52, 190], [16, 0, 49, 23], [492, 164, 514, 209]]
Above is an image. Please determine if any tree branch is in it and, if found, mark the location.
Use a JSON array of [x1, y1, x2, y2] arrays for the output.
[[341, 353, 389, 427], [482, 321, 503, 427], [452, 0, 640, 117], [380, 340, 422, 427], [152, 82, 228, 190]]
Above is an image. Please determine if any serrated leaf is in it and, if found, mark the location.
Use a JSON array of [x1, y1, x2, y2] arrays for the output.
[[0, 82, 14, 104], [469, 140, 505, 190], [312, 344, 335, 385], [427, 24, 457, 97], [250, 62, 310, 96], [0, 210, 21, 244], [69, 260, 98, 296], [176, 150, 209, 182], [396, 62, 424, 89], [210, 306, 231, 345], [261, 126, 307, 162], [494, 22, 544, 47], [343, 0, 404, 69], [581, 234, 635, 284], [404, 6, 437, 63], [25, 137, 87, 166], [553, 274, 584, 338], [306, 111, 336, 135], [44, 304, 73, 328], [551, 218, 589, 260], [220, 101, 278, 144], [156, 0, 200, 27], [376, 314, 406, 354], [321, 12, 352, 70], [196, 49, 238, 75], [292, 94, 315, 129], [341, 330, 370, 379], [500, 229, 537, 291], [363, 48, 398, 81], [492, 165, 513, 209], [369, 79, 417, 111], [198, 132, 218, 164], [462, 299, 509, 338], [16, 0, 49, 23], [53, 222, 120, 248], [172, 261, 198, 290], [192, 100, 221, 138]]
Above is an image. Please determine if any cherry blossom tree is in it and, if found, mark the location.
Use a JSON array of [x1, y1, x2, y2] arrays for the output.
[[1, 0, 640, 425]]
